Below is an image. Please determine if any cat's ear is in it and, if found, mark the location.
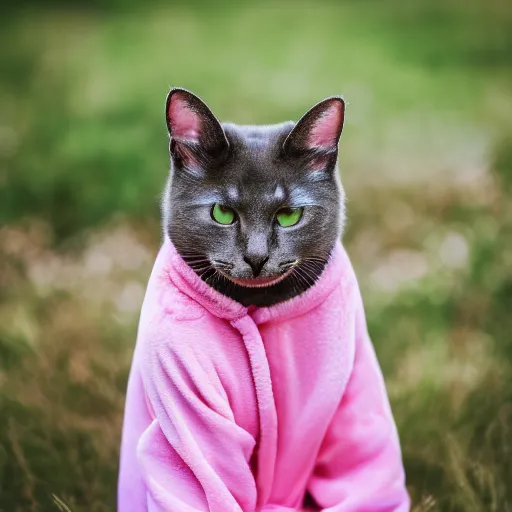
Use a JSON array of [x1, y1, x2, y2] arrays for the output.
[[166, 88, 229, 169], [282, 96, 345, 169]]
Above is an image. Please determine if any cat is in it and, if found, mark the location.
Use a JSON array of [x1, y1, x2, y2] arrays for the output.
[[117, 88, 410, 511], [162, 88, 345, 306]]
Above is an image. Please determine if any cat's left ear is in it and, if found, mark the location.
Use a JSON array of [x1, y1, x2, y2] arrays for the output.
[[282, 96, 345, 169], [166, 88, 229, 169]]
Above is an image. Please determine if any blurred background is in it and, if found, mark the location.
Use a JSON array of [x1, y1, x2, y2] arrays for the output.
[[1, 0, 512, 510]]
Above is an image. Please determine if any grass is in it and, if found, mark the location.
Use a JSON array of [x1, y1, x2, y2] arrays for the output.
[[1, 1, 512, 510]]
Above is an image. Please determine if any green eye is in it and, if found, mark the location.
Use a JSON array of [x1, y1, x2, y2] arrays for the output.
[[276, 207, 303, 227], [211, 203, 236, 225]]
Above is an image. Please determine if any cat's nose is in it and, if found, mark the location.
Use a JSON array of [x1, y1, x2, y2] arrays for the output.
[[243, 255, 269, 277]]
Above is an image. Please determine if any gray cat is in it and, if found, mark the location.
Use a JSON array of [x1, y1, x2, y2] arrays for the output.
[[118, 89, 409, 511], [163, 88, 345, 307]]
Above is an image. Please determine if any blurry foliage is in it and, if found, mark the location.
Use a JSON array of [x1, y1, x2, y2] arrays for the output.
[[359, 161, 512, 510], [1, 0, 511, 243], [1, 0, 512, 511], [0, 265, 133, 511], [493, 137, 512, 194]]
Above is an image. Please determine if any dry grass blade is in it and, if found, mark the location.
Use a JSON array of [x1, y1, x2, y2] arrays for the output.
[[52, 494, 73, 512]]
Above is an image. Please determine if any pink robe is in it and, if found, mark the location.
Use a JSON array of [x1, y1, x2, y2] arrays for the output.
[[118, 239, 410, 511]]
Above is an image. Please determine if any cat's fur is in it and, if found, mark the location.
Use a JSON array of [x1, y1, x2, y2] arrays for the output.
[[162, 88, 345, 307]]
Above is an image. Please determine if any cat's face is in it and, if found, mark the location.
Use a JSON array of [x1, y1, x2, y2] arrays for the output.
[[164, 88, 345, 306]]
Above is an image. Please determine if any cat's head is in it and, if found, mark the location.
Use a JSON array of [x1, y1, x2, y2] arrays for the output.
[[163, 88, 346, 306]]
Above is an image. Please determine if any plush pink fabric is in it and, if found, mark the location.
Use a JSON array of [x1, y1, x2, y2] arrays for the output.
[[118, 238, 410, 511]]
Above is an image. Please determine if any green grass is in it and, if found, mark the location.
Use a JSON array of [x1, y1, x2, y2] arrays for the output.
[[1, 1, 511, 510]]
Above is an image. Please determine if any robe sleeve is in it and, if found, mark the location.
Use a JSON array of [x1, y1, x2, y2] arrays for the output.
[[137, 323, 258, 512], [306, 289, 410, 512]]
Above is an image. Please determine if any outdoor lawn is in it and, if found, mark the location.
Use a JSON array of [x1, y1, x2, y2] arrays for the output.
[[1, 1, 511, 510]]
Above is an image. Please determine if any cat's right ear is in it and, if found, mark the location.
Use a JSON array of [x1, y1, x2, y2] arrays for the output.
[[165, 88, 229, 169]]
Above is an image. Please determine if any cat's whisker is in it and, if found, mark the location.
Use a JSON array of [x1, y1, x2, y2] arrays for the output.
[[204, 269, 219, 284], [298, 265, 319, 285], [301, 261, 326, 274], [197, 266, 214, 278], [288, 271, 301, 294], [302, 259, 327, 272], [298, 274, 312, 290], [292, 267, 312, 289], [211, 260, 234, 270], [280, 259, 299, 268], [187, 264, 212, 271], [192, 267, 212, 274], [294, 258, 327, 286], [187, 261, 211, 269], [299, 262, 318, 283], [214, 272, 224, 287], [182, 257, 211, 264], [300, 272, 315, 289], [304, 257, 327, 266]]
